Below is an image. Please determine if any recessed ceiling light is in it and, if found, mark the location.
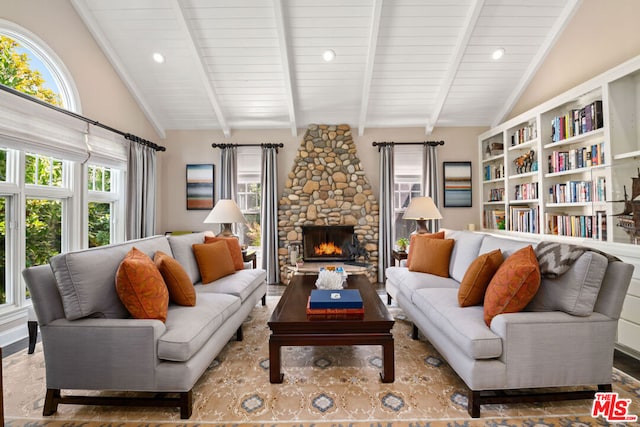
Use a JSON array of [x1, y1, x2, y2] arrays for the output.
[[152, 52, 165, 64], [323, 49, 336, 62], [492, 48, 505, 60]]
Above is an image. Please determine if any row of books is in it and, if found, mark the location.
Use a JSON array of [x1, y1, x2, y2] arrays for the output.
[[483, 164, 505, 181], [511, 123, 537, 146], [514, 182, 538, 201], [545, 211, 607, 240], [550, 100, 603, 143], [488, 187, 505, 202], [509, 206, 538, 234], [547, 142, 605, 173], [547, 177, 606, 204], [484, 209, 505, 230]]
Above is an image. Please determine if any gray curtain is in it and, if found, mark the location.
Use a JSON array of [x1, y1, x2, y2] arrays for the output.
[[378, 144, 395, 283], [126, 140, 156, 240], [220, 146, 238, 200], [260, 146, 280, 284], [423, 144, 440, 232]]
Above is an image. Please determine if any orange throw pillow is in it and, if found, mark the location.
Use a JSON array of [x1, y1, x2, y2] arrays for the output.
[[408, 238, 454, 277], [483, 245, 541, 327], [406, 230, 445, 268], [192, 241, 236, 284], [458, 249, 503, 307], [116, 247, 169, 322], [204, 236, 244, 271], [154, 251, 196, 306]]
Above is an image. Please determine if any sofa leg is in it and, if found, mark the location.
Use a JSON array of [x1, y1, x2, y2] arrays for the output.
[[28, 320, 38, 354], [468, 390, 481, 418], [179, 390, 193, 419], [262, 294, 266, 306], [43, 388, 61, 416], [387, 293, 392, 305], [411, 323, 419, 340], [236, 325, 243, 341]]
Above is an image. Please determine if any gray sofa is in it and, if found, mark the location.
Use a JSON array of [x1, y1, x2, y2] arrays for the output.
[[22, 232, 267, 419], [386, 229, 634, 417]]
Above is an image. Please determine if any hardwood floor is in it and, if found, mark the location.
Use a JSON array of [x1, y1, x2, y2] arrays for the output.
[[6, 282, 639, 381]]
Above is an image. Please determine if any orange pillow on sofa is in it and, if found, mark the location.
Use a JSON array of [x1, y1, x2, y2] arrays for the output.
[[204, 236, 244, 271], [154, 251, 196, 306], [406, 230, 445, 268], [116, 247, 169, 322], [458, 249, 503, 307], [483, 245, 540, 327], [193, 241, 236, 284], [408, 238, 454, 277]]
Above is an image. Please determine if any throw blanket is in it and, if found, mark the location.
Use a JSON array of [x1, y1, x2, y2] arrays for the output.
[[535, 241, 621, 278]]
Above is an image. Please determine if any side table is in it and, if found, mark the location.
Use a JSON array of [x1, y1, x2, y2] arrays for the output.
[[242, 250, 257, 269], [392, 250, 407, 265]]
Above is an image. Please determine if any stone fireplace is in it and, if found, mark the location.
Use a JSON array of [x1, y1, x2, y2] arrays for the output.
[[278, 124, 379, 283], [302, 225, 354, 262]]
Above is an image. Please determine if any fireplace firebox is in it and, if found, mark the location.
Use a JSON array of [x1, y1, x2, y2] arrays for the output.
[[302, 225, 355, 262]]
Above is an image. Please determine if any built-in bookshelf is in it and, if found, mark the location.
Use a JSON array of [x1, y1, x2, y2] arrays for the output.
[[478, 54, 640, 357]]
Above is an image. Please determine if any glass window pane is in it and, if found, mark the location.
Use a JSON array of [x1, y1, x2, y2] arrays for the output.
[[0, 149, 6, 182], [88, 202, 111, 247], [104, 169, 111, 192], [0, 197, 6, 304], [25, 154, 36, 184], [25, 198, 61, 268], [87, 166, 95, 191]]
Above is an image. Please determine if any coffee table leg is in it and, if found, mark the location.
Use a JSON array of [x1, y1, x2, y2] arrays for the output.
[[269, 338, 284, 383], [380, 338, 395, 383]]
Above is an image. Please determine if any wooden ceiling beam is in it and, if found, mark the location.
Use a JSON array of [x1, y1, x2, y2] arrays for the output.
[[426, 0, 485, 135], [358, 0, 383, 137], [273, 0, 298, 137], [171, 0, 231, 137]]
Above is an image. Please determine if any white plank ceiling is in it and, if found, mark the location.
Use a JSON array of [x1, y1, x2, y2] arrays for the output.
[[71, 0, 579, 138]]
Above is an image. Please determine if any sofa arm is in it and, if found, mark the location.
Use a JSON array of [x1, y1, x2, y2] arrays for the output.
[[40, 317, 166, 390], [490, 311, 617, 388]]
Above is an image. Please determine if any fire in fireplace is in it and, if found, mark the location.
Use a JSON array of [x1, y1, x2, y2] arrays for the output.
[[302, 225, 355, 262]]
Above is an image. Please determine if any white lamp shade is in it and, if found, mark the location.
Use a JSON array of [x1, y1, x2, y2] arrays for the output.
[[403, 196, 443, 220], [203, 199, 246, 224]]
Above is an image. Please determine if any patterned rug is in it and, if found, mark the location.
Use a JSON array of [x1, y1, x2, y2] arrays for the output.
[[3, 297, 639, 426]]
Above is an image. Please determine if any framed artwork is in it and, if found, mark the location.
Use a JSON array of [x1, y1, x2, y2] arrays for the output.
[[186, 164, 215, 210], [443, 161, 472, 207]]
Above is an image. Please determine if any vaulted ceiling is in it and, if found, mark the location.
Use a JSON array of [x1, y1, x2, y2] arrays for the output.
[[71, 0, 580, 138]]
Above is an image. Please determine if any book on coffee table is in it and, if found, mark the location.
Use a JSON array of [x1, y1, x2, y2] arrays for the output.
[[308, 289, 363, 309]]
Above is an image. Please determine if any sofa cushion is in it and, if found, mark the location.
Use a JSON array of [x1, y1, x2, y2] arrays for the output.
[[154, 251, 196, 306], [526, 251, 607, 316], [409, 238, 454, 277], [116, 247, 169, 322], [444, 229, 486, 282], [407, 231, 444, 268], [411, 288, 503, 359], [458, 249, 503, 307], [193, 241, 236, 284], [484, 245, 541, 326], [205, 236, 245, 271], [158, 292, 241, 362], [167, 232, 207, 284], [478, 235, 537, 258], [195, 268, 267, 302], [386, 266, 459, 301], [50, 235, 172, 320]]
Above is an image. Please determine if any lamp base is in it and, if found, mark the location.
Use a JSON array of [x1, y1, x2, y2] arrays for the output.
[[414, 219, 431, 234], [216, 223, 236, 238]]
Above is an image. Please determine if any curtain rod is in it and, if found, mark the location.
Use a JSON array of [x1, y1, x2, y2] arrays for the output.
[[211, 143, 284, 150], [0, 84, 166, 152], [372, 141, 445, 148]]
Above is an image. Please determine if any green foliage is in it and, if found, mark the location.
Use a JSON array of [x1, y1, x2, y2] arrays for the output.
[[88, 202, 111, 248], [0, 36, 62, 106], [25, 199, 62, 268], [25, 154, 62, 186], [396, 237, 409, 250], [0, 149, 6, 181]]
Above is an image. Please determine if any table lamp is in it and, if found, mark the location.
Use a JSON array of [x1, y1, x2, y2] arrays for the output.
[[203, 199, 246, 237], [403, 196, 442, 234]]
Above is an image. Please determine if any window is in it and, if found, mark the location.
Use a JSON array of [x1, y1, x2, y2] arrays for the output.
[[25, 153, 63, 186], [394, 147, 423, 241], [25, 198, 62, 268], [236, 147, 262, 259], [87, 164, 120, 247]]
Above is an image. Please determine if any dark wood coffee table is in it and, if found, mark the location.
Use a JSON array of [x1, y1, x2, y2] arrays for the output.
[[268, 273, 395, 383]]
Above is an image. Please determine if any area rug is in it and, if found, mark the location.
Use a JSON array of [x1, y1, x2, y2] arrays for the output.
[[3, 297, 639, 426]]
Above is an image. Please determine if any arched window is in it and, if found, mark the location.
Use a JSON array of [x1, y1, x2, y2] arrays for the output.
[[0, 19, 81, 112]]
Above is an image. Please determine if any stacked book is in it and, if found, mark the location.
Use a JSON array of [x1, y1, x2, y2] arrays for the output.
[[307, 289, 364, 319]]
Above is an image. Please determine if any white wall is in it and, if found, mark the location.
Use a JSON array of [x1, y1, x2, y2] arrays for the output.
[[159, 126, 486, 234]]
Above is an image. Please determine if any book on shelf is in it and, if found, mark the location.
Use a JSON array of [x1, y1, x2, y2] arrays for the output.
[[306, 297, 365, 317], [544, 212, 606, 239], [550, 100, 603, 143], [484, 209, 505, 229], [509, 205, 538, 233], [308, 289, 363, 309]]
